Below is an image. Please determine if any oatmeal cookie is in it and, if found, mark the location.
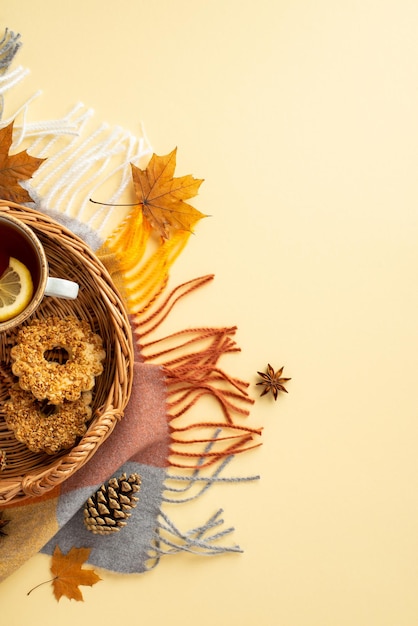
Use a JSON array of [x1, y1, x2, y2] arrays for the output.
[[3, 387, 92, 454], [10, 315, 105, 403]]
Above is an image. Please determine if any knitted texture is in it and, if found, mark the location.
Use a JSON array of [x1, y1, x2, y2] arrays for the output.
[[0, 28, 261, 581]]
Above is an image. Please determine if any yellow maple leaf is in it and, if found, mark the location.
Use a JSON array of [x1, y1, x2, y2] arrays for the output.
[[50, 546, 102, 602], [0, 121, 45, 203], [131, 148, 205, 239]]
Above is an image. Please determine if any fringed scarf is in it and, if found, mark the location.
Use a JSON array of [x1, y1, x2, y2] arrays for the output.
[[0, 28, 261, 581]]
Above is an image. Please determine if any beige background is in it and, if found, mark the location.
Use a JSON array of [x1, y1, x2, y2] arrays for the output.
[[2, 1, 418, 624]]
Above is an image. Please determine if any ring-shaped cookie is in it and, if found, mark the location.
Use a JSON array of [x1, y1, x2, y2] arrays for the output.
[[3, 387, 92, 454], [11, 316, 105, 403]]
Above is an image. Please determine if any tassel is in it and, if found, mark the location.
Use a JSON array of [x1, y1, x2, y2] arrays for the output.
[[163, 448, 259, 504], [0, 28, 22, 72], [102, 204, 193, 315], [134, 275, 215, 338], [0, 29, 24, 120], [168, 433, 261, 469], [147, 508, 242, 569]]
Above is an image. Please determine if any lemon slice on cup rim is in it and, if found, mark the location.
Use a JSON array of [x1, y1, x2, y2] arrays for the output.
[[0, 257, 34, 322]]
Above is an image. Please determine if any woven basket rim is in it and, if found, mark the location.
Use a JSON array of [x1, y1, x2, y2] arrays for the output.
[[0, 201, 134, 505]]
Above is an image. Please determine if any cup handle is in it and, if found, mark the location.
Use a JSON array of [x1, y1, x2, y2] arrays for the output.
[[45, 277, 79, 300]]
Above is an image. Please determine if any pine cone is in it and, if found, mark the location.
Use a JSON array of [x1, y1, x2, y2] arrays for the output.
[[83, 473, 141, 535]]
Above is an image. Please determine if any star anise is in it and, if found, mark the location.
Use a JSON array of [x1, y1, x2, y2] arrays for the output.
[[0, 511, 10, 537], [256, 364, 291, 400]]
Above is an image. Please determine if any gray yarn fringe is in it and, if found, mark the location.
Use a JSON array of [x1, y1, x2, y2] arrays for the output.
[[0, 28, 21, 72], [0, 28, 22, 120]]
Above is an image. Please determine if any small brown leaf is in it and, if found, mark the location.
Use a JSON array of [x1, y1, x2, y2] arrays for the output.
[[0, 121, 45, 203], [131, 148, 205, 239], [50, 545, 101, 601]]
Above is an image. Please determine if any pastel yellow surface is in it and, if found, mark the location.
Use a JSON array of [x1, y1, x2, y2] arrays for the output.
[[2, 1, 418, 624]]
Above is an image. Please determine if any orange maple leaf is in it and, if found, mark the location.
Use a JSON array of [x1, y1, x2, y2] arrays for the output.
[[0, 120, 45, 204], [50, 546, 102, 602], [131, 148, 205, 239]]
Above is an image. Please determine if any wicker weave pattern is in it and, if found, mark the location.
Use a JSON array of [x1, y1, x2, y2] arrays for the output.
[[0, 201, 134, 504]]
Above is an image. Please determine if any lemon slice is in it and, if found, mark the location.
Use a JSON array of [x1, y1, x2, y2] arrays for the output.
[[0, 257, 34, 322]]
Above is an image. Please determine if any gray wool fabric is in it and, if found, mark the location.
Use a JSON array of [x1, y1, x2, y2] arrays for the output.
[[41, 463, 166, 573]]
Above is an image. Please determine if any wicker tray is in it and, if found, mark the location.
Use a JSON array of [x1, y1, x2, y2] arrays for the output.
[[0, 201, 134, 505]]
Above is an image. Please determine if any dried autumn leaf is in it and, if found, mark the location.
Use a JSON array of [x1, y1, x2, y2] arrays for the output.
[[50, 545, 101, 601], [0, 120, 45, 203], [131, 147, 205, 239]]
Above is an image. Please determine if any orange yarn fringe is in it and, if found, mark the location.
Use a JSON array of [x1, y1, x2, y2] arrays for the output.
[[101, 207, 191, 314], [100, 209, 261, 471]]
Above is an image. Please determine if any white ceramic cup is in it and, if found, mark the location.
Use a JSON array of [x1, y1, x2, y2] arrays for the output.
[[0, 213, 79, 332]]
